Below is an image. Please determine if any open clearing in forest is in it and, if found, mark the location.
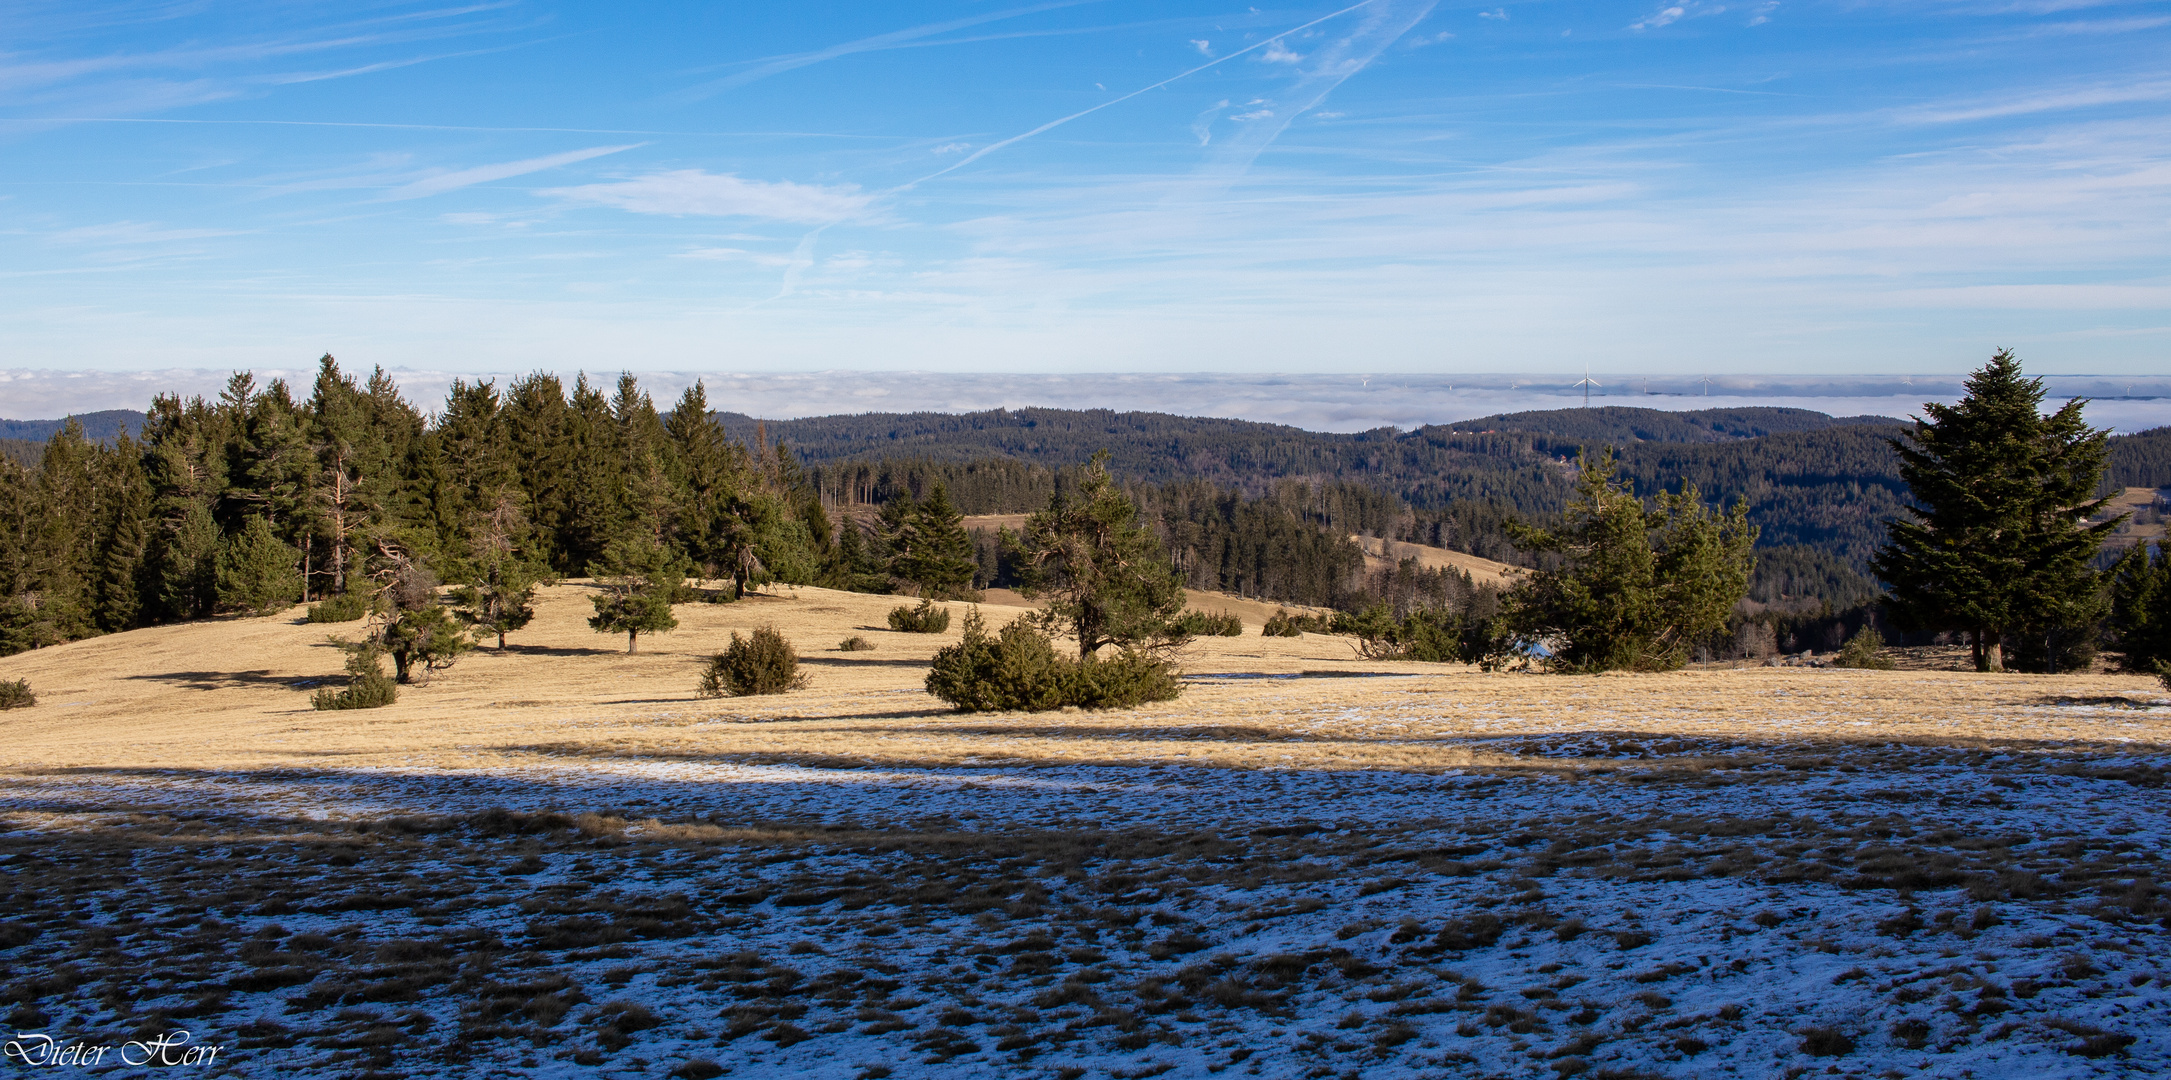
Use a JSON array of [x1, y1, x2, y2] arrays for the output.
[[2, 584, 2167, 1079]]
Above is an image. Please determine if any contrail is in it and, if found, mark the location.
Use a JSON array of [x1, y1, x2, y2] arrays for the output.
[[895, 0, 1384, 192], [674, 0, 1106, 100], [766, 0, 1389, 303]]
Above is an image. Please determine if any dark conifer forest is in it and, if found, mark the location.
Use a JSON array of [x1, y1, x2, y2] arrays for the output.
[[3, 361, 2166, 658]]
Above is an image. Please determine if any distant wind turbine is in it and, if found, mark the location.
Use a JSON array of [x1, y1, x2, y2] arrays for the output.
[[1573, 368, 1601, 407], [1699, 376, 1713, 397]]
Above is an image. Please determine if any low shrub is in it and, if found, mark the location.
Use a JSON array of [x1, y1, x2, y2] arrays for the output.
[[306, 592, 370, 623], [926, 608, 1179, 712], [888, 599, 951, 633], [1263, 609, 1331, 637], [839, 635, 874, 652], [311, 641, 398, 710], [699, 625, 809, 697], [1834, 627, 1895, 670], [1330, 603, 1508, 667], [0, 678, 35, 710], [1172, 609, 1243, 637]]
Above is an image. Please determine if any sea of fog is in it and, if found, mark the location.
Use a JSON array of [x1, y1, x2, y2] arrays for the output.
[[4, 369, 2169, 434]]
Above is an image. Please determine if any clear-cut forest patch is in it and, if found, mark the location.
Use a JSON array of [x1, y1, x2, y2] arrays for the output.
[[2, 585, 2166, 1078]]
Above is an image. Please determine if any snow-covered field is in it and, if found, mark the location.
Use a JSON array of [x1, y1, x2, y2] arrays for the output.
[[4, 727, 2165, 1079]]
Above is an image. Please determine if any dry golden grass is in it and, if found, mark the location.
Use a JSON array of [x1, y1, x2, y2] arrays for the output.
[[1347, 534, 1521, 588], [0, 581, 2164, 785]]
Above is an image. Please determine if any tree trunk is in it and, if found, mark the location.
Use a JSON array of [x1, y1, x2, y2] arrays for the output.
[[627, 630, 638, 654], [497, 630, 507, 649]]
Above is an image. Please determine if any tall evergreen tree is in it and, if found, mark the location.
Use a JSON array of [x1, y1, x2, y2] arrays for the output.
[[891, 482, 977, 599], [1873, 351, 2118, 672], [90, 436, 152, 632]]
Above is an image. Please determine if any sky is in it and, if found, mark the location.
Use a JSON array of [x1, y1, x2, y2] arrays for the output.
[[3, 0, 2169, 389]]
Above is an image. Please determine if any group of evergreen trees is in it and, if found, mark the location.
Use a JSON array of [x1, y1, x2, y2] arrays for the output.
[[0, 358, 847, 657]]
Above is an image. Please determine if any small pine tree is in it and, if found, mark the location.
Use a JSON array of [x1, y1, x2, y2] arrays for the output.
[[0, 677, 34, 710], [381, 604, 473, 684], [925, 607, 1180, 712], [312, 639, 398, 710], [216, 515, 303, 615], [1006, 453, 1187, 659], [588, 536, 688, 653], [697, 625, 809, 696], [888, 598, 952, 633], [450, 549, 553, 649], [1834, 626, 1896, 670]]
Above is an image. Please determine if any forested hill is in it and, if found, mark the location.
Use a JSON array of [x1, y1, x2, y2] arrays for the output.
[[0, 410, 142, 444], [726, 405, 1920, 567], [1437, 405, 1904, 445], [720, 406, 1906, 508]]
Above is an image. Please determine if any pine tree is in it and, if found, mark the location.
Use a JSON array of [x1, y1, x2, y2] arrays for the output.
[[216, 515, 303, 614], [1007, 452, 1187, 659], [587, 535, 687, 652], [1873, 351, 2118, 672], [1502, 447, 1757, 672], [448, 493, 554, 648]]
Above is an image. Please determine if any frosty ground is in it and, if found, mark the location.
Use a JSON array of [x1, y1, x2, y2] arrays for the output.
[[1, 585, 2166, 1078]]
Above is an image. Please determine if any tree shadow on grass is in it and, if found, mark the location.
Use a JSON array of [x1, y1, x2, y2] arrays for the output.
[[798, 657, 934, 669], [123, 670, 327, 691], [496, 644, 624, 658]]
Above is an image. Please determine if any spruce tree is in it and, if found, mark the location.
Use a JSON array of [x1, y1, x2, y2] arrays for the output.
[[1007, 452, 1187, 658], [892, 482, 977, 599], [1873, 351, 2118, 672], [90, 439, 151, 632]]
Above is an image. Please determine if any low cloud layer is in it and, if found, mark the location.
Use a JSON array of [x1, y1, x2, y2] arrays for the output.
[[7, 370, 2166, 435]]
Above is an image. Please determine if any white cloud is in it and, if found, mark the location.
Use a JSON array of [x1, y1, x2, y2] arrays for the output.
[[1900, 80, 2171, 124], [1190, 39, 1213, 56], [1261, 40, 1303, 63], [542, 170, 876, 223], [1233, 109, 1275, 121], [387, 145, 640, 200], [1477, 8, 1508, 19], [932, 142, 972, 154], [1631, 6, 1686, 29]]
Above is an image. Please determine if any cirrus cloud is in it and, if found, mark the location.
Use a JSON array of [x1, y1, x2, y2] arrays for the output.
[[541, 169, 875, 223]]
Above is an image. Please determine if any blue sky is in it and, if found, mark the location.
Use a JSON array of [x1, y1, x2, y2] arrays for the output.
[[3, 0, 2168, 381]]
